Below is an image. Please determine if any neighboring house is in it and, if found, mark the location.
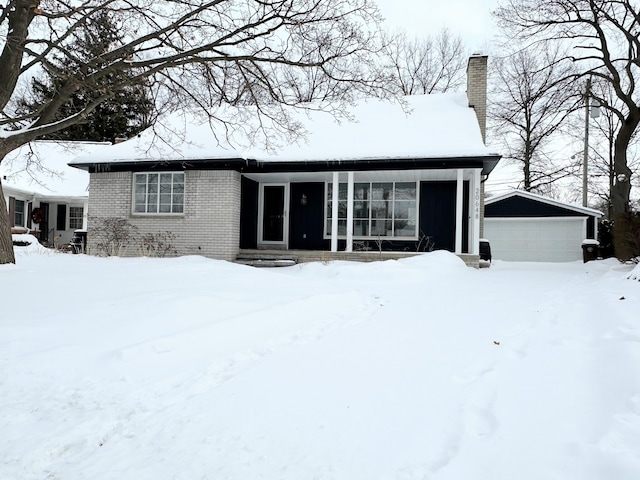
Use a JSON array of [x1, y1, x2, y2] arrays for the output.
[[484, 190, 602, 262], [70, 56, 501, 266], [2, 141, 101, 246]]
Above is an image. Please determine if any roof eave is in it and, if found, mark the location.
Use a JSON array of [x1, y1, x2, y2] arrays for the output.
[[70, 154, 502, 176]]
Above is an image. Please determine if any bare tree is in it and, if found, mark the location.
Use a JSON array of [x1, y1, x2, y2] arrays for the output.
[[380, 28, 467, 95], [566, 80, 640, 216], [494, 0, 640, 257], [489, 45, 580, 194], [0, 0, 385, 264]]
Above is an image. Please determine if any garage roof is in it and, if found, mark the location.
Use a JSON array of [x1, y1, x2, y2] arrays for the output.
[[485, 190, 602, 218]]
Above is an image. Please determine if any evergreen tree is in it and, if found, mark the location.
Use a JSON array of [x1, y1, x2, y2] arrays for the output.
[[19, 11, 155, 142]]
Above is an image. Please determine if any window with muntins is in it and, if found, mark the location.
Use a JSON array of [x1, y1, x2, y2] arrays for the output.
[[14, 200, 25, 227], [69, 207, 84, 230], [325, 182, 417, 238], [134, 172, 184, 214]]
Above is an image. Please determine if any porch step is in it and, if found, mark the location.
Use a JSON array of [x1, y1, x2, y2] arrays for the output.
[[235, 253, 298, 268]]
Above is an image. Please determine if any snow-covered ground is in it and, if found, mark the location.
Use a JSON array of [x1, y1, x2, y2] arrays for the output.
[[2, 236, 640, 479]]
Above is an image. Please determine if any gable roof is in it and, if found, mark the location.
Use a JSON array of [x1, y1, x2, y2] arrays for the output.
[[485, 189, 603, 217], [1, 141, 104, 199], [70, 93, 501, 174]]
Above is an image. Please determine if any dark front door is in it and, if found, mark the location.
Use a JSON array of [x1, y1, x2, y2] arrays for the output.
[[262, 185, 286, 243], [289, 182, 325, 250]]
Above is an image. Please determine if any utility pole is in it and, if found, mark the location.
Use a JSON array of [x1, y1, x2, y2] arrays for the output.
[[582, 77, 591, 207]]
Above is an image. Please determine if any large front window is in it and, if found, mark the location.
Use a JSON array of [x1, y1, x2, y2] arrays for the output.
[[326, 182, 417, 238], [134, 172, 184, 214]]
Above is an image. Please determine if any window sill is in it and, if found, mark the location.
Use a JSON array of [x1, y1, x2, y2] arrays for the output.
[[131, 213, 185, 217], [323, 236, 419, 241]]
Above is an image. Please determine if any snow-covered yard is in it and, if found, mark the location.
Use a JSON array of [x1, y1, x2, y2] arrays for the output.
[[2, 238, 640, 479]]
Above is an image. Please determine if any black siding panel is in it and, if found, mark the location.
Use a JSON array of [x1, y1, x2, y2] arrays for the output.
[[587, 217, 595, 238], [486, 196, 584, 217], [240, 177, 259, 249], [57, 204, 67, 231], [463, 181, 470, 253]]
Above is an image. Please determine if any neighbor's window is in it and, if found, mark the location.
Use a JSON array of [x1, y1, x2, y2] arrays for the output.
[[325, 182, 417, 238], [134, 172, 184, 214], [69, 207, 84, 230], [14, 200, 25, 227]]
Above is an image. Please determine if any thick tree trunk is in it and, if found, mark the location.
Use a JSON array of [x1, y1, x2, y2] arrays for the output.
[[611, 116, 638, 259], [0, 179, 16, 264], [610, 126, 634, 216]]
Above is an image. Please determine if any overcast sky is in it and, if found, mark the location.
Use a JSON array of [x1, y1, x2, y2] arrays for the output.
[[374, 0, 501, 54]]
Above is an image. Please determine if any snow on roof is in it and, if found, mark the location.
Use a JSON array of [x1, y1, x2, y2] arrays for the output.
[[71, 93, 499, 166], [1, 141, 104, 198], [485, 189, 603, 217]]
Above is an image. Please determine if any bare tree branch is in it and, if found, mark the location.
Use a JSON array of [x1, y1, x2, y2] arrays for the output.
[[0, 0, 387, 264], [378, 28, 468, 96], [489, 44, 579, 192]]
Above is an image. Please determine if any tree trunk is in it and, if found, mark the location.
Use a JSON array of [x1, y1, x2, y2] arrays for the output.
[[523, 161, 531, 191], [611, 116, 638, 259], [610, 124, 635, 216], [0, 179, 16, 264], [523, 138, 532, 191]]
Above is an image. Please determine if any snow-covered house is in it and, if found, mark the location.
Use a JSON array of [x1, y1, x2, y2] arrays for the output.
[[2, 141, 100, 247], [70, 56, 501, 266]]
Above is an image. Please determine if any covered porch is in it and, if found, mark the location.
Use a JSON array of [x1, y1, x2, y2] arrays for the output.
[[239, 166, 485, 262]]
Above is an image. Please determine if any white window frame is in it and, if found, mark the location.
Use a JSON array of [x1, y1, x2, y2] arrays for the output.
[[69, 206, 84, 230], [14, 199, 25, 227], [132, 172, 185, 215], [324, 181, 419, 240], [257, 183, 289, 247]]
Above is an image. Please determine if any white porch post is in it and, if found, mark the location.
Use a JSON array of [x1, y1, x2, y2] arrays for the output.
[[331, 172, 339, 252], [346, 171, 354, 252], [455, 168, 464, 254], [82, 200, 89, 230], [472, 169, 481, 255]]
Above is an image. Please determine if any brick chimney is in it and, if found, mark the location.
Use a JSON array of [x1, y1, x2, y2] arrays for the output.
[[466, 54, 488, 144]]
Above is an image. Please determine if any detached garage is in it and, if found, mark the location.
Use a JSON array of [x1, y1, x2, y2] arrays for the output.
[[484, 190, 602, 262]]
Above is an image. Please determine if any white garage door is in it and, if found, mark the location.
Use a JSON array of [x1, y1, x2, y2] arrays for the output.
[[484, 217, 587, 262]]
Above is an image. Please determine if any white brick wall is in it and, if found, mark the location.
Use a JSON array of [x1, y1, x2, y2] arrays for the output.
[[87, 170, 241, 261]]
